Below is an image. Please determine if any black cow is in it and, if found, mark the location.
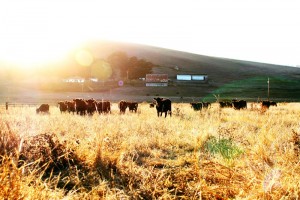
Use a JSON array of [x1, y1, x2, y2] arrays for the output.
[[262, 101, 271, 108], [36, 104, 49, 114], [149, 103, 155, 108], [74, 98, 87, 115], [190, 102, 202, 111], [232, 100, 247, 110], [127, 102, 138, 113], [97, 100, 111, 114], [262, 101, 277, 109], [66, 101, 76, 114], [58, 101, 68, 113], [270, 101, 277, 107], [219, 101, 232, 108], [118, 100, 128, 114], [202, 102, 211, 109], [86, 99, 97, 115], [153, 97, 172, 117]]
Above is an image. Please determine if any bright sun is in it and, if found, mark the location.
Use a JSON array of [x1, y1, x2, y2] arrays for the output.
[[0, 1, 148, 69], [2, 0, 298, 68], [0, 1, 99, 69]]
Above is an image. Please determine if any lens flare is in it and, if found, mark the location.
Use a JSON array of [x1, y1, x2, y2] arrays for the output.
[[75, 50, 94, 66], [91, 60, 112, 80]]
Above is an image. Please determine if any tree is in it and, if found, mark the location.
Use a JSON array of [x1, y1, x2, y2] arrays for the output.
[[107, 51, 129, 78], [107, 52, 154, 80], [91, 59, 113, 81], [128, 57, 153, 79]]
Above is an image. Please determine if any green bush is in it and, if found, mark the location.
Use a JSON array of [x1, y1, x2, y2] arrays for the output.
[[203, 136, 243, 160]]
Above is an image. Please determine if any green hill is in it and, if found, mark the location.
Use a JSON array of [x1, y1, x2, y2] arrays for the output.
[[1, 40, 300, 102], [85, 40, 300, 102]]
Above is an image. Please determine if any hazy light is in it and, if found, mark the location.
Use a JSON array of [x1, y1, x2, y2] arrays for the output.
[[75, 50, 94, 67], [91, 60, 112, 80], [0, 0, 299, 67]]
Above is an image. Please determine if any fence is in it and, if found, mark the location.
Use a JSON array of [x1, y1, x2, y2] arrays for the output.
[[0, 102, 58, 110]]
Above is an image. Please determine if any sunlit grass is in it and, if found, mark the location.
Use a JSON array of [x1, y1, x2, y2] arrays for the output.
[[1, 102, 300, 199]]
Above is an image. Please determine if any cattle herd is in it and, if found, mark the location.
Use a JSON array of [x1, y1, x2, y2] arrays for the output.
[[35, 98, 278, 117]]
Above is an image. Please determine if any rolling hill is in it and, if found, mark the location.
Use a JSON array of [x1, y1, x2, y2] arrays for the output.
[[1, 40, 300, 103], [85, 40, 300, 102]]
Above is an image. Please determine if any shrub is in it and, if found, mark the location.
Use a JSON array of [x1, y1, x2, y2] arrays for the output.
[[203, 136, 243, 160]]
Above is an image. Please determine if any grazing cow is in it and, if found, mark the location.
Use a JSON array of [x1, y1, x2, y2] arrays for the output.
[[219, 101, 232, 108], [153, 97, 172, 117], [262, 100, 271, 108], [66, 101, 76, 114], [232, 100, 247, 110], [118, 100, 128, 114], [86, 98, 97, 115], [36, 104, 49, 114], [270, 101, 277, 107], [149, 103, 155, 108], [190, 102, 203, 111], [58, 101, 68, 113], [262, 100, 277, 109], [97, 100, 111, 114], [202, 102, 211, 109], [74, 98, 87, 115], [127, 101, 138, 113]]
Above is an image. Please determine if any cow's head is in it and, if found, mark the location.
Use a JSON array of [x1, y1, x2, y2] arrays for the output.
[[154, 97, 163, 103]]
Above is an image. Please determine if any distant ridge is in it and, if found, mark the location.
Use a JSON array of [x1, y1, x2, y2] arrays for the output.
[[86, 40, 300, 101], [1, 40, 300, 102]]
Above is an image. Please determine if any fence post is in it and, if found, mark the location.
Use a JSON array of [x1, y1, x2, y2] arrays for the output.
[[6, 102, 8, 110]]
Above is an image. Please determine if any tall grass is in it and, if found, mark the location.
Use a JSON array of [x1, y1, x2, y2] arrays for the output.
[[0, 102, 300, 199]]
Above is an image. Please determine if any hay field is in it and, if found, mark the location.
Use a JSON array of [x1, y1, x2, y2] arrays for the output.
[[1, 102, 300, 199]]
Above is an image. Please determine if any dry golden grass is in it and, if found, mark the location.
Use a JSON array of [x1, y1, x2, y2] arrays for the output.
[[1, 102, 300, 199]]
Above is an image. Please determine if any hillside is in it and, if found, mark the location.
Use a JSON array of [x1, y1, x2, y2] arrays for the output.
[[1, 40, 300, 103], [86, 40, 300, 102]]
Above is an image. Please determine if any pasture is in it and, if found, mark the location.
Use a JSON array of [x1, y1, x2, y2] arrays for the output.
[[1, 102, 300, 199]]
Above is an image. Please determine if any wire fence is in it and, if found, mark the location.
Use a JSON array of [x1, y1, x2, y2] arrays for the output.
[[0, 102, 58, 109]]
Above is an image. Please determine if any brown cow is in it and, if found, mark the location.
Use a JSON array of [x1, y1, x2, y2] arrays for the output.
[[118, 100, 128, 114], [97, 100, 111, 114], [36, 104, 49, 114], [58, 101, 68, 113], [74, 98, 87, 115], [86, 98, 97, 115], [66, 101, 76, 114], [127, 101, 138, 113]]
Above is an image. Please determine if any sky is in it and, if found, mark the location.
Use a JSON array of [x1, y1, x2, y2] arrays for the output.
[[0, 0, 300, 68]]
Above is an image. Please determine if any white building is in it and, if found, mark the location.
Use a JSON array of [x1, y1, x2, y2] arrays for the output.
[[176, 74, 208, 81], [63, 76, 85, 83]]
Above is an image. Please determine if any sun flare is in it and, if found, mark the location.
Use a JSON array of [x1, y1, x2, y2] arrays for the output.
[[75, 50, 94, 67], [0, 0, 299, 68]]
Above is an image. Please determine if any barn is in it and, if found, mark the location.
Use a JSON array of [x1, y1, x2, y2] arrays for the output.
[[63, 76, 85, 83], [173, 74, 208, 86], [145, 74, 168, 87], [176, 74, 208, 82]]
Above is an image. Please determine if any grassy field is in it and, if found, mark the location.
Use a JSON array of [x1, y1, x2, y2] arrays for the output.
[[1, 102, 300, 199]]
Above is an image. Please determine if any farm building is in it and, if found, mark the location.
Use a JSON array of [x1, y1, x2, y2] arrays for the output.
[[176, 74, 208, 81], [146, 74, 168, 86], [63, 76, 85, 83]]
